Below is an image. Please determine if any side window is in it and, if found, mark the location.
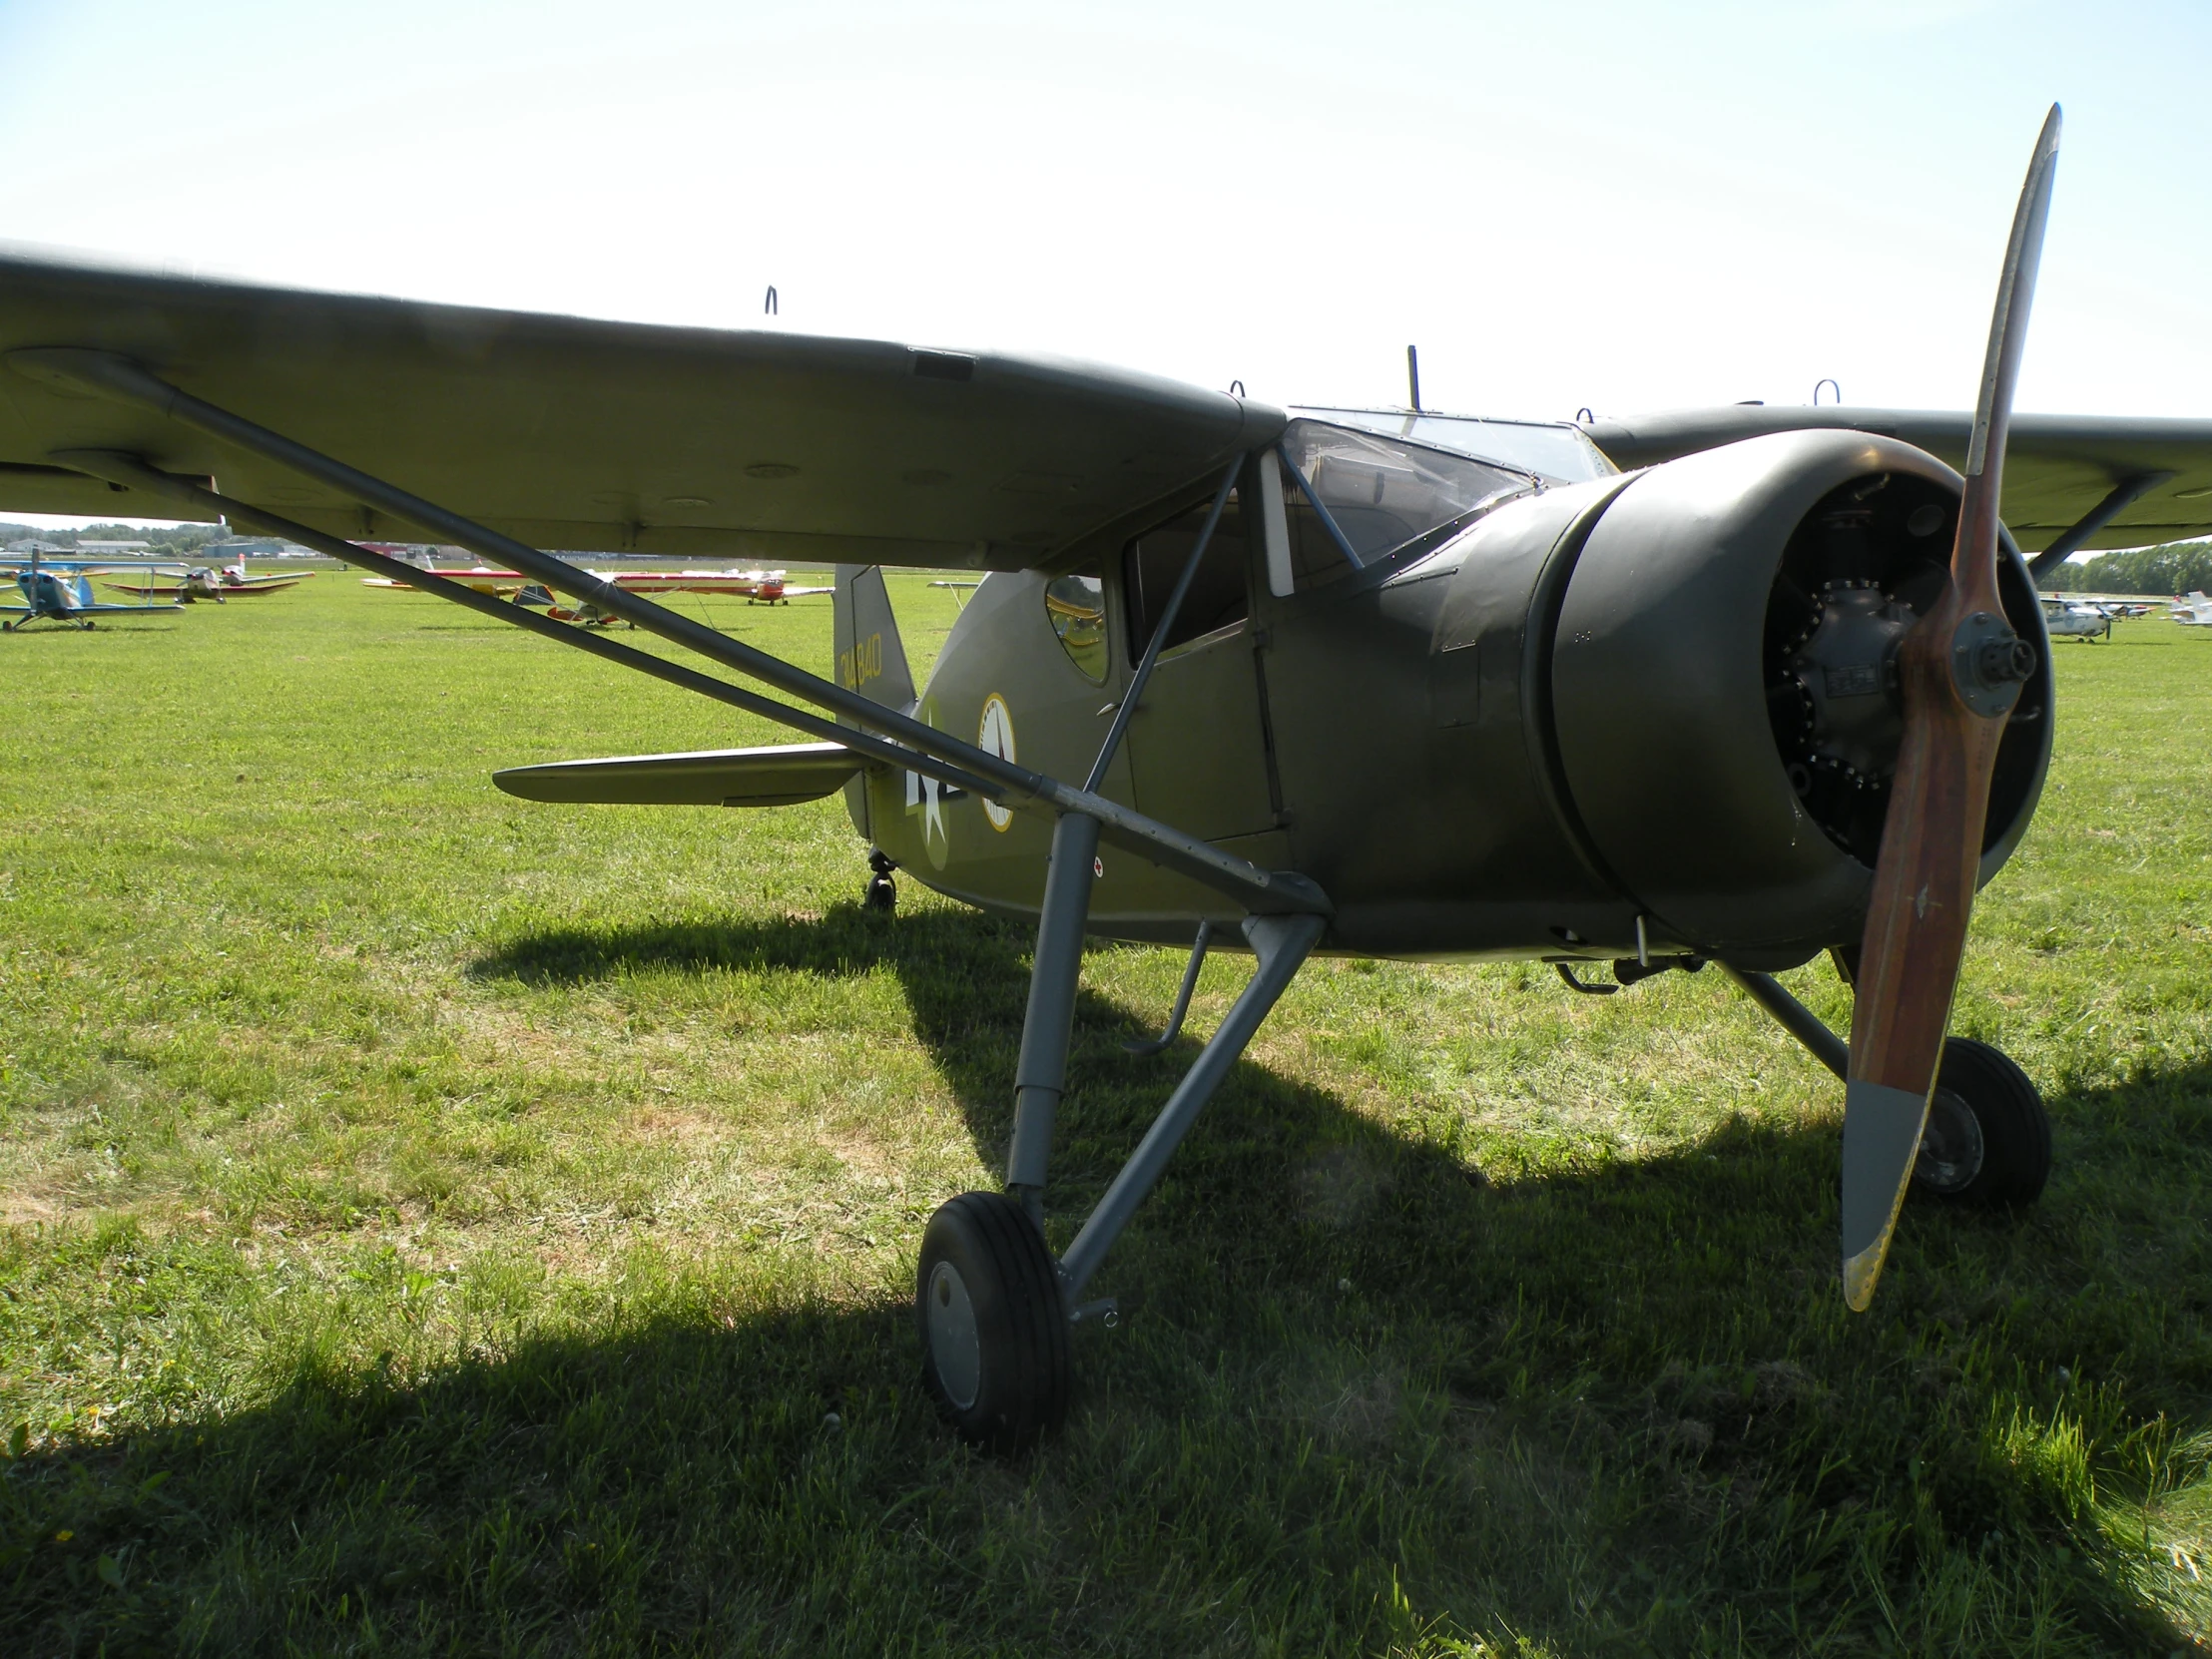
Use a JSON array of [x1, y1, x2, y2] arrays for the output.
[[1124, 491, 1249, 656], [1044, 568, 1109, 683]]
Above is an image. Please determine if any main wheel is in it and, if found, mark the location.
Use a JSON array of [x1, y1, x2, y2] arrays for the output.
[[916, 1191, 1070, 1450], [1912, 1037, 2052, 1207]]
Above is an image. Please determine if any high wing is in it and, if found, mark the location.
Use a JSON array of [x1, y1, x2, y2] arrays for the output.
[[1586, 406, 2212, 553], [0, 246, 1280, 571], [493, 742, 864, 807]]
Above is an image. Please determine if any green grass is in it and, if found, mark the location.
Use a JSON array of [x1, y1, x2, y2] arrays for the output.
[[3, 576, 2210, 1655]]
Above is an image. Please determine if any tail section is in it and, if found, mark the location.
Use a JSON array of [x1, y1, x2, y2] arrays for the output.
[[833, 565, 916, 713], [832, 565, 917, 846]]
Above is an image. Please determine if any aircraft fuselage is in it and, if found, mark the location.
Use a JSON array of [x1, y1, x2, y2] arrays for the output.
[[847, 426, 2052, 972]]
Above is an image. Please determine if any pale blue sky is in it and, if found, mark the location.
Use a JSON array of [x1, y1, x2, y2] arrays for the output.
[[2, 0, 2207, 445]]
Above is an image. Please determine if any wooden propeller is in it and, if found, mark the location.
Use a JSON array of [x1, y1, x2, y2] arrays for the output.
[[1840, 107, 2062, 1311]]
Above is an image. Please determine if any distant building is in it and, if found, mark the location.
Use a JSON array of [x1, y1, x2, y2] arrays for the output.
[[75, 539, 153, 553], [204, 537, 295, 557]]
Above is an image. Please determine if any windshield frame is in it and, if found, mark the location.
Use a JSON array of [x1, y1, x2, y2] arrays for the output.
[[1289, 405, 1619, 486], [1272, 417, 1540, 589]]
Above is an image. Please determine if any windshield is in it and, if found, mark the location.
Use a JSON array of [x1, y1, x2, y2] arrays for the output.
[[1278, 419, 1533, 572], [1291, 407, 1617, 484]]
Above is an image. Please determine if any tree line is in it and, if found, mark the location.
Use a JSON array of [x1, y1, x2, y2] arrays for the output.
[[2049, 539, 2212, 595]]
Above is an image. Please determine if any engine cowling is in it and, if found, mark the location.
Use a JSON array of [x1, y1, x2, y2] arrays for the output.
[[1546, 429, 2051, 965]]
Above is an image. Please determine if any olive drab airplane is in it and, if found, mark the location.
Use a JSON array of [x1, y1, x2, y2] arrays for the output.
[[7, 109, 2212, 1447]]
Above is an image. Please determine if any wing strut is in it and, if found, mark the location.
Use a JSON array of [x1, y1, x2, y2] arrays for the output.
[[2022, 469, 2174, 586], [62, 452, 1001, 801], [1275, 444, 1365, 571], [27, 351, 1325, 917]]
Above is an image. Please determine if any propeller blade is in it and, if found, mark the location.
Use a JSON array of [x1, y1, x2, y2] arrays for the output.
[[1841, 106, 2060, 1312]]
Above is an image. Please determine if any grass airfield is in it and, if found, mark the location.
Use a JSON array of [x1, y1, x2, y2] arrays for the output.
[[3, 572, 2210, 1657]]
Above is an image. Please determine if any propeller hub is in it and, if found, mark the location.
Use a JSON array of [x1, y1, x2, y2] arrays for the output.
[[1950, 610, 2036, 717]]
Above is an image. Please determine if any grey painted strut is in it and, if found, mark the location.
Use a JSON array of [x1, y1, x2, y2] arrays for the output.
[[56, 453, 1005, 802], [1276, 445, 1364, 571], [2022, 470, 2174, 586], [1056, 913, 1326, 1299], [1720, 962, 1850, 1080], [1006, 812, 1104, 1220], [23, 349, 1326, 919]]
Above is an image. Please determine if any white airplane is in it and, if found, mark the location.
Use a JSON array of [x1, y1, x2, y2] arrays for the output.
[[2039, 595, 2112, 640], [2170, 591, 2212, 626]]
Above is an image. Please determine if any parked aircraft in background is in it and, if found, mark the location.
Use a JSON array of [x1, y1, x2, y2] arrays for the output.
[[3, 548, 182, 630], [2170, 592, 2212, 626], [363, 562, 828, 622], [101, 550, 313, 601], [2040, 596, 2112, 640]]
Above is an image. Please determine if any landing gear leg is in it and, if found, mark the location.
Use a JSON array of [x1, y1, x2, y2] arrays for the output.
[[863, 848, 897, 911], [1002, 814, 1103, 1225], [916, 810, 1323, 1450], [1718, 963, 2052, 1206]]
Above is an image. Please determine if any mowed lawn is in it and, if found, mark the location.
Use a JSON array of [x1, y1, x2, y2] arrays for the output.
[[3, 570, 2210, 1657]]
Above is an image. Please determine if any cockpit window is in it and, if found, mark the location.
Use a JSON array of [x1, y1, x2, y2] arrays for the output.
[[1276, 419, 1533, 588], [1290, 407, 1618, 483], [1044, 568, 1109, 683]]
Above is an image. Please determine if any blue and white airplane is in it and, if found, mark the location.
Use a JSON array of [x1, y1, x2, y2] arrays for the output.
[[2, 547, 184, 631]]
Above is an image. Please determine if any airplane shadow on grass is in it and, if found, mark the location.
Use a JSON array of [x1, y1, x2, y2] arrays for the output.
[[9, 905, 2210, 1654]]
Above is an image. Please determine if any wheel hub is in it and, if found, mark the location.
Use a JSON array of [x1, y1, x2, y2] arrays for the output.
[[924, 1260, 981, 1409], [1913, 1085, 1985, 1194]]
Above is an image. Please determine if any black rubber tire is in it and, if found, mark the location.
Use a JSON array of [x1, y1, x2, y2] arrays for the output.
[[915, 1191, 1070, 1450], [863, 874, 896, 912], [1912, 1037, 2052, 1208]]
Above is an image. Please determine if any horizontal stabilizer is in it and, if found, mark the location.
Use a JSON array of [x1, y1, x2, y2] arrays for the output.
[[492, 742, 866, 807]]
